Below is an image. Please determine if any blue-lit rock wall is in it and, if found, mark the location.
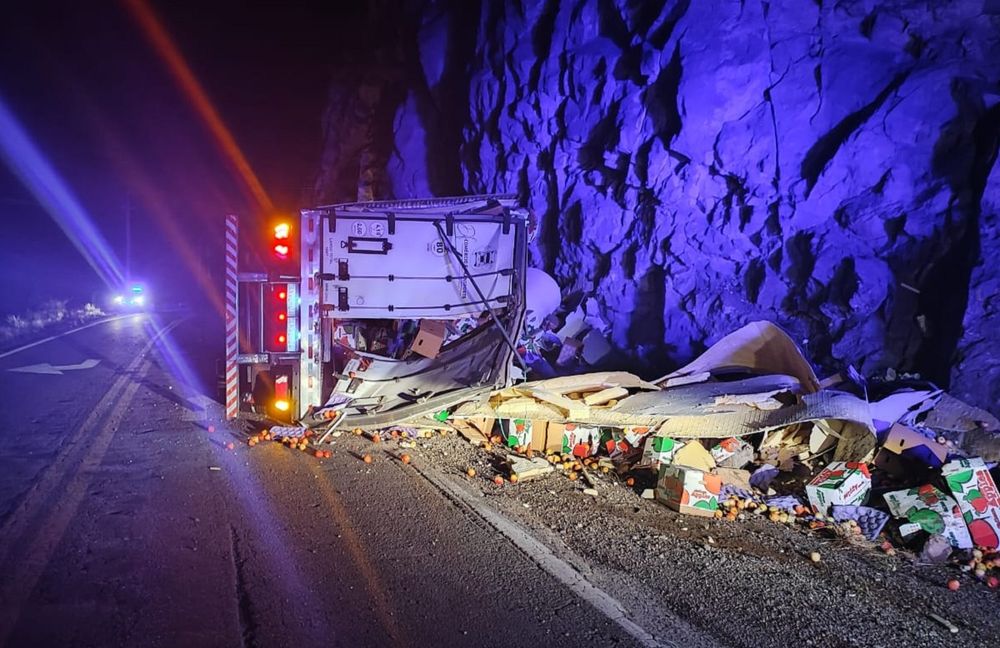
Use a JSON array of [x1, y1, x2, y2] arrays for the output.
[[316, 1, 1000, 413]]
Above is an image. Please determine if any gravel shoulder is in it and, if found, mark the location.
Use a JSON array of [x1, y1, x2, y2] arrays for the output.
[[329, 428, 1000, 648]]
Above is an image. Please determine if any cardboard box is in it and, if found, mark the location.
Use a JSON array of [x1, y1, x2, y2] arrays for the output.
[[622, 426, 653, 447], [942, 457, 1000, 548], [559, 423, 601, 458], [710, 437, 754, 468], [452, 417, 494, 445], [873, 447, 932, 481], [411, 319, 447, 359], [805, 462, 871, 516], [523, 420, 561, 453], [641, 435, 685, 468], [881, 423, 947, 467], [672, 440, 716, 472], [555, 337, 583, 366], [655, 465, 722, 517], [509, 456, 554, 482], [602, 428, 637, 458], [713, 467, 752, 492], [499, 418, 544, 449], [884, 484, 973, 549]]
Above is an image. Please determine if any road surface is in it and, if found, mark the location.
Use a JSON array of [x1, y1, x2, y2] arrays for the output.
[[0, 314, 666, 647]]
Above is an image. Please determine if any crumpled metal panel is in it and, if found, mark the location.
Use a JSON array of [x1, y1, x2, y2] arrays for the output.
[[336, 319, 518, 427]]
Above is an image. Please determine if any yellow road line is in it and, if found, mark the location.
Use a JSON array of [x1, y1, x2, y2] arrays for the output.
[[0, 319, 181, 643]]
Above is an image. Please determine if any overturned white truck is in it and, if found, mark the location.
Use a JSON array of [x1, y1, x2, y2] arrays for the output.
[[224, 193, 880, 465], [224, 194, 530, 431]]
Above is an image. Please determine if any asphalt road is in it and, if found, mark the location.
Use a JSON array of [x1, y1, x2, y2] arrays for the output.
[[0, 315, 661, 647]]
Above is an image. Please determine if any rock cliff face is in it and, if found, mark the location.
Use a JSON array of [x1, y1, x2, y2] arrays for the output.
[[313, 1, 1000, 413]]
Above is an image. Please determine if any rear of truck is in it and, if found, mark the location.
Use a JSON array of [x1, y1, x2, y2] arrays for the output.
[[225, 194, 529, 430]]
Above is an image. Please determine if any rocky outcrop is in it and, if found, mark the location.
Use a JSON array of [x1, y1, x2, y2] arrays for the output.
[[313, 1, 1000, 414], [952, 116, 1000, 415]]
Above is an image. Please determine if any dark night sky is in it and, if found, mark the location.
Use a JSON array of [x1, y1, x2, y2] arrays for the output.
[[0, 1, 359, 314]]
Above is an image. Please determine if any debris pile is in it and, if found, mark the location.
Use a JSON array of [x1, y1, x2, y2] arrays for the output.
[[257, 318, 1000, 593], [516, 296, 616, 377], [436, 321, 1000, 590]]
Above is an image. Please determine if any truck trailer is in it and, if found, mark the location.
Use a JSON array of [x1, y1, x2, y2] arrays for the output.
[[224, 194, 530, 433]]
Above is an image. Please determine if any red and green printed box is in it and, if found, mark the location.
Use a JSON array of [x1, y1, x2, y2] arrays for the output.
[[655, 465, 722, 518], [710, 437, 754, 468], [805, 461, 871, 516], [499, 418, 534, 448], [561, 423, 600, 458], [622, 426, 653, 447], [602, 428, 632, 458], [942, 457, 1000, 549], [884, 484, 973, 549], [641, 435, 685, 468]]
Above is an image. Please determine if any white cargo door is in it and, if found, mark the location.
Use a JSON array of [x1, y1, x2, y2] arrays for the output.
[[321, 215, 515, 318]]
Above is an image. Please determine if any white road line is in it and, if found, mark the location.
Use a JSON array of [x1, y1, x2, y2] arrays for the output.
[[0, 318, 181, 552], [0, 319, 182, 643], [0, 367, 147, 644], [419, 468, 669, 648], [0, 315, 133, 360]]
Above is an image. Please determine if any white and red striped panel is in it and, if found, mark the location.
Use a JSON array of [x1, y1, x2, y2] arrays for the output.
[[299, 210, 321, 412], [224, 214, 239, 420]]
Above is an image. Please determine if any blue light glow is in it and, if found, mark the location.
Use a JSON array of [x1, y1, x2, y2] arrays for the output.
[[0, 94, 125, 289]]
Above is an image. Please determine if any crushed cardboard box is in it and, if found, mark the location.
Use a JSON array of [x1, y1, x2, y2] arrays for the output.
[[509, 456, 555, 482], [881, 423, 947, 467], [710, 437, 754, 468], [713, 467, 752, 492], [558, 423, 601, 457], [672, 440, 716, 472]]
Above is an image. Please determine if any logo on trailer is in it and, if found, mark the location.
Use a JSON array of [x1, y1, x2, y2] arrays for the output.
[[473, 248, 497, 267]]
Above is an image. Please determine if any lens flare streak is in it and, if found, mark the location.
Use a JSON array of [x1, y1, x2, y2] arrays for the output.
[[0, 95, 124, 289], [121, 0, 274, 212]]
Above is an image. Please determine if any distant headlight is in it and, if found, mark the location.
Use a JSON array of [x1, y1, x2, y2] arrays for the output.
[[113, 295, 124, 305], [131, 295, 145, 306]]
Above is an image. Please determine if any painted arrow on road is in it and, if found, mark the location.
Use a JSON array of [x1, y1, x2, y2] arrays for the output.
[[8, 359, 101, 375]]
